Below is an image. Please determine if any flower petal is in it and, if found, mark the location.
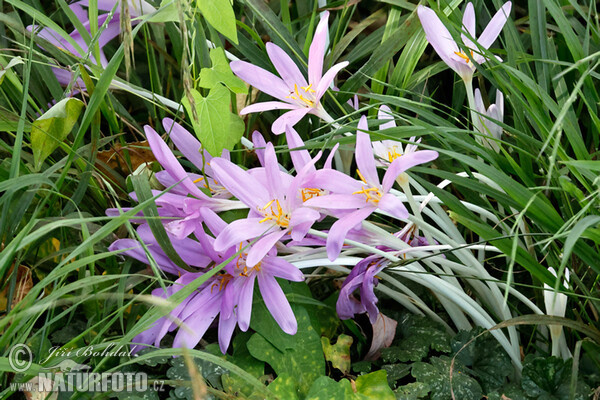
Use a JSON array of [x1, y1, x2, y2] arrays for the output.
[[240, 101, 297, 115], [272, 108, 310, 135], [266, 42, 308, 88], [257, 272, 297, 334], [173, 295, 221, 349], [378, 105, 396, 130], [262, 256, 304, 281], [308, 11, 330, 85], [381, 150, 439, 192], [237, 276, 256, 331], [326, 207, 375, 261], [478, 1, 512, 49], [162, 118, 208, 171], [218, 314, 237, 353], [417, 6, 460, 69], [246, 229, 287, 267], [377, 193, 409, 220], [214, 218, 274, 252], [315, 61, 349, 99], [355, 117, 379, 186], [230, 60, 290, 100], [210, 158, 270, 208], [304, 194, 369, 210], [285, 125, 312, 173], [461, 2, 477, 50], [145, 125, 206, 198]]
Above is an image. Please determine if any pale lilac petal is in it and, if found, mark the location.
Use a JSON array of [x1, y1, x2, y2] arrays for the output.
[[378, 105, 396, 130], [263, 142, 285, 200], [285, 125, 311, 172], [218, 314, 237, 353], [230, 60, 290, 100], [237, 276, 256, 331], [266, 42, 308, 88], [214, 218, 274, 252], [355, 117, 379, 186], [252, 130, 268, 166], [315, 61, 349, 99], [305, 194, 370, 210], [197, 207, 228, 236], [324, 143, 339, 169], [417, 6, 460, 68], [308, 11, 330, 85], [154, 171, 189, 195], [173, 295, 221, 349], [145, 125, 206, 198], [240, 101, 297, 115], [261, 257, 304, 281], [246, 229, 287, 267], [289, 207, 320, 241], [210, 158, 270, 208], [257, 273, 297, 334], [495, 89, 504, 118], [478, 2, 512, 49], [381, 150, 439, 192], [474, 88, 485, 114], [109, 239, 182, 275], [461, 3, 477, 50], [362, 263, 386, 324], [162, 118, 207, 171], [378, 193, 409, 220], [327, 207, 375, 261], [272, 108, 310, 135], [306, 169, 362, 193]]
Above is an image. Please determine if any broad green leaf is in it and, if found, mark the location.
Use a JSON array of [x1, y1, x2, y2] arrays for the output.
[[268, 373, 300, 400], [521, 356, 590, 400], [247, 306, 325, 396], [199, 47, 247, 93], [354, 370, 395, 399], [450, 328, 512, 392], [197, 0, 238, 44], [412, 356, 482, 400], [31, 98, 84, 171], [181, 85, 242, 156], [321, 335, 353, 374], [147, 0, 178, 23], [305, 376, 349, 400], [394, 381, 430, 400], [304, 371, 394, 400]]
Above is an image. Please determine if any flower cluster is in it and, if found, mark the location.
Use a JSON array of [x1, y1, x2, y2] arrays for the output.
[[108, 11, 442, 354]]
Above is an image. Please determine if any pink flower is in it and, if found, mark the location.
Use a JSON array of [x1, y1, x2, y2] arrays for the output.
[[230, 11, 348, 134], [417, 2, 512, 81]]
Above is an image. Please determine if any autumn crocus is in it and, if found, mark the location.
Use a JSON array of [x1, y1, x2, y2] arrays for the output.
[[230, 11, 348, 134], [544, 267, 571, 359], [210, 143, 322, 267], [305, 116, 439, 260], [474, 88, 504, 152], [417, 2, 512, 82]]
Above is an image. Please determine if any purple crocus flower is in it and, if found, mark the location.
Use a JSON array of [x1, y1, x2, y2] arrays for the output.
[[417, 2, 512, 81], [230, 11, 348, 134], [305, 116, 439, 260], [336, 255, 387, 324], [194, 207, 305, 336], [210, 142, 321, 267], [474, 88, 504, 152]]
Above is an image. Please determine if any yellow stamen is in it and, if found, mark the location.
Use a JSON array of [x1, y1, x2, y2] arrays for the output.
[[193, 177, 204, 184], [258, 199, 290, 227], [301, 188, 324, 202], [300, 84, 316, 93], [387, 146, 402, 162], [285, 83, 316, 107], [454, 49, 474, 63], [356, 169, 368, 184]]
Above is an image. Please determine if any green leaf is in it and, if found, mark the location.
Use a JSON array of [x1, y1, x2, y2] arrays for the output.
[[394, 382, 430, 400], [354, 370, 395, 400], [321, 335, 353, 374], [181, 85, 243, 156], [247, 306, 325, 396], [147, 0, 178, 23], [412, 356, 482, 400], [521, 356, 590, 400], [268, 373, 300, 400], [31, 97, 84, 170], [199, 47, 247, 94], [305, 376, 350, 400], [197, 0, 238, 44], [305, 372, 394, 400], [450, 328, 512, 392]]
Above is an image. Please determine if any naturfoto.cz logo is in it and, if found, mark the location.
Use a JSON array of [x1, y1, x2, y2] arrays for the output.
[[8, 344, 165, 394]]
